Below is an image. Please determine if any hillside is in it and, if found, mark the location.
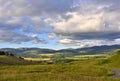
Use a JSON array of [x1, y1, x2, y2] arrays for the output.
[[0, 50, 120, 81], [0, 53, 118, 81], [0, 48, 56, 58], [0, 51, 34, 65], [0, 45, 120, 58], [107, 50, 120, 68]]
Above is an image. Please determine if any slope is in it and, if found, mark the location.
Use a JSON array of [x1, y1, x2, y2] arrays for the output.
[[0, 51, 33, 65], [107, 50, 120, 68]]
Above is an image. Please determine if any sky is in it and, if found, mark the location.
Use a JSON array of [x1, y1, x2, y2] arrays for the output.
[[0, 0, 120, 49]]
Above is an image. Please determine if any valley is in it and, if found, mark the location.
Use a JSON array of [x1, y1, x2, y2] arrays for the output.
[[0, 46, 120, 81]]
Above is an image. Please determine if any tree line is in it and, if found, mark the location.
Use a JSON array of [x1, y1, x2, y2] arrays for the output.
[[0, 51, 14, 56]]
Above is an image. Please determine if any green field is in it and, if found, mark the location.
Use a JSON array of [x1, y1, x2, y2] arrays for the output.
[[24, 53, 110, 61], [0, 59, 117, 81], [67, 54, 110, 59], [24, 57, 51, 61], [0, 51, 120, 81]]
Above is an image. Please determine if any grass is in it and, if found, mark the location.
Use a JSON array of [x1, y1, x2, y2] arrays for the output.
[[66, 54, 110, 60], [40, 54, 54, 56], [74, 54, 110, 58], [102, 51, 120, 69], [0, 51, 120, 81], [0, 59, 119, 81], [24, 57, 51, 61], [0, 55, 32, 65]]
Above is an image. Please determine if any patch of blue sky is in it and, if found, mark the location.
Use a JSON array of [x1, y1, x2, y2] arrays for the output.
[[0, 40, 64, 50], [40, 17, 46, 22], [21, 17, 31, 22]]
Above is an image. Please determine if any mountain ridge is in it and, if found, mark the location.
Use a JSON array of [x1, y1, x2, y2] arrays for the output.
[[0, 45, 120, 58]]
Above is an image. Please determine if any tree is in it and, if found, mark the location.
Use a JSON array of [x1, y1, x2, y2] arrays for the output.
[[0, 51, 6, 55]]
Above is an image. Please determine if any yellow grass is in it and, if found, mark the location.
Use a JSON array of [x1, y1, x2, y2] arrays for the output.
[[24, 58, 50, 61]]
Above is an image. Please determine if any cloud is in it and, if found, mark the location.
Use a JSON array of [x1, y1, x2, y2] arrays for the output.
[[59, 38, 73, 44], [0, 0, 78, 44], [50, 0, 120, 47], [48, 33, 56, 39], [0, 0, 77, 18], [0, 28, 47, 44], [0, 0, 119, 47]]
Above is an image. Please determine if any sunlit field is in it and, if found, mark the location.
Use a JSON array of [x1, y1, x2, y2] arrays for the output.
[[0, 51, 120, 81], [24, 57, 51, 61], [0, 59, 120, 81]]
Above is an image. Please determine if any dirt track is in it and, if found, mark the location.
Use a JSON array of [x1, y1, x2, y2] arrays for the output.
[[109, 68, 120, 78]]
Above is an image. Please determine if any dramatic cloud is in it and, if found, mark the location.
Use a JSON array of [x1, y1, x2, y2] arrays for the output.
[[0, 0, 77, 18], [0, 0, 120, 48], [51, 0, 120, 47], [0, 0, 77, 44]]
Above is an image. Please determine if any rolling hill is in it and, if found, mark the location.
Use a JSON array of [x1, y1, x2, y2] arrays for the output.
[[0, 45, 120, 58], [0, 51, 34, 65]]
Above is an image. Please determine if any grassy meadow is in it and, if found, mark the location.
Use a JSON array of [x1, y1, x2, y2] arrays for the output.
[[0, 51, 120, 81], [0, 59, 120, 81]]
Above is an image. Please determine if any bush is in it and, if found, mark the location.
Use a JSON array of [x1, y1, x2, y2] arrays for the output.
[[19, 56, 24, 60], [0, 51, 6, 55]]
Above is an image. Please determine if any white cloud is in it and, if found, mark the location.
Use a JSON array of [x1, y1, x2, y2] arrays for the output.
[[0, 0, 119, 48], [52, 5, 120, 34], [59, 38, 73, 44], [50, 0, 120, 47], [52, 12, 104, 33], [48, 33, 56, 39]]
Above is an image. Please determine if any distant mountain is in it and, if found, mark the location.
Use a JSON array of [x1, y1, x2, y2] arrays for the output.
[[0, 48, 56, 58], [57, 45, 120, 54], [0, 45, 120, 58], [74, 45, 120, 54]]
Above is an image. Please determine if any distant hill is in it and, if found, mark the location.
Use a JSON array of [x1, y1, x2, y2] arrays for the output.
[[0, 45, 120, 58], [0, 51, 33, 65], [0, 48, 56, 58], [72, 45, 120, 54]]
